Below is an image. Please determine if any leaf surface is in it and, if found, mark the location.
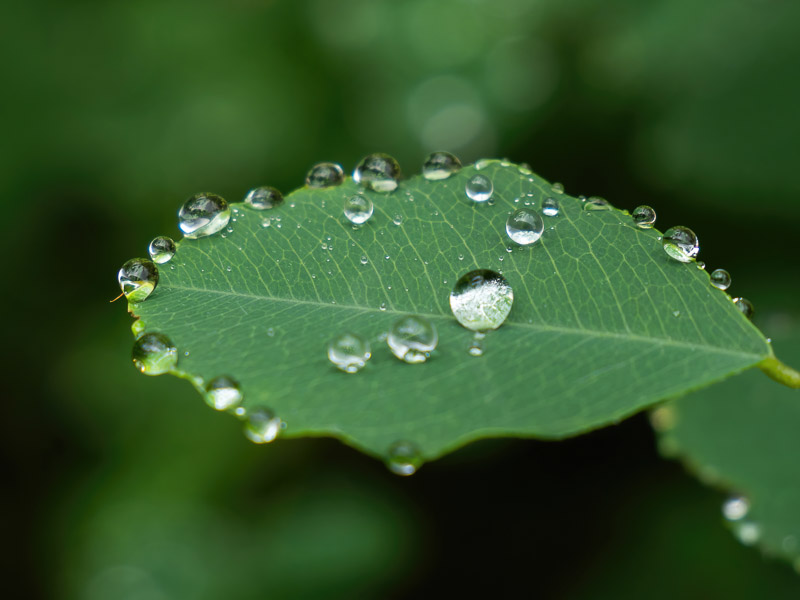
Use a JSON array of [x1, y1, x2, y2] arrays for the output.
[[128, 159, 770, 465]]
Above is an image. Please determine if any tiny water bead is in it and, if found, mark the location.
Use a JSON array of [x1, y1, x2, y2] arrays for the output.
[[733, 297, 754, 319], [205, 375, 243, 411], [147, 236, 176, 264], [244, 186, 283, 210], [178, 193, 231, 239], [386, 440, 423, 476], [542, 198, 559, 217], [343, 195, 374, 225], [632, 205, 656, 229], [506, 208, 544, 246], [327, 332, 371, 373], [118, 258, 159, 302], [551, 182, 564, 194], [583, 196, 610, 211], [465, 174, 493, 202], [353, 153, 401, 192], [131, 332, 177, 375], [387, 316, 438, 364], [243, 407, 282, 444], [468, 332, 486, 357], [450, 269, 514, 331], [305, 162, 344, 188], [710, 269, 732, 291], [662, 226, 700, 263], [422, 151, 462, 180], [722, 496, 750, 521]]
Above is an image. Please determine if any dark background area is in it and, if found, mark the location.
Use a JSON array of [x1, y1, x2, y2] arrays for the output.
[[2, 1, 799, 598]]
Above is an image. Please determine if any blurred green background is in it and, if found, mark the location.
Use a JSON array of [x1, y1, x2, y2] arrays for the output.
[[3, 0, 800, 597]]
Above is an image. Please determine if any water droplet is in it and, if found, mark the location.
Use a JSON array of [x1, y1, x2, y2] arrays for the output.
[[632, 205, 656, 229], [360, 255, 368, 265], [305, 162, 344, 188], [672, 310, 681, 318], [422, 151, 462, 180], [177, 193, 230, 239], [118, 258, 159, 302], [474, 158, 492, 170], [386, 440, 422, 476], [662, 226, 700, 263], [392, 214, 404, 226], [343, 195, 374, 225], [506, 208, 544, 246], [468, 332, 486, 356], [551, 182, 564, 194], [204, 375, 243, 411], [583, 196, 611, 211], [734, 521, 761, 546], [327, 332, 371, 373], [722, 496, 750, 521], [696, 261, 706, 270], [243, 407, 282, 443], [710, 269, 731, 291], [131, 319, 146, 338], [131, 332, 177, 375], [379, 302, 387, 311], [387, 316, 438, 363], [465, 174, 493, 203], [450, 269, 514, 331], [266, 327, 275, 337], [244, 186, 283, 210], [353, 153, 401, 192], [733, 297, 754, 319], [147, 236, 176, 264], [542, 198, 559, 217]]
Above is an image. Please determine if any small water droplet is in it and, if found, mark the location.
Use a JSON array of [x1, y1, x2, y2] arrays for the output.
[[353, 153, 401, 192], [131, 319, 146, 338], [722, 496, 750, 521], [386, 440, 422, 476], [465, 174, 493, 203], [178, 193, 231, 239], [672, 310, 681, 318], [696, 261, 706, 270], [243, 407, 282, 443], [457, 253, 464, 261], [204, 375, 243, 411], [506, 208, 544, 246], [360, 255, 368, 265], [118, 258, 159, 302], [551, 182, 564, 194], [710, 269, 731, 291], [662, 226, 700, 263], [450, 270, 514, 331], [387, 315, 438, 363], [733, 297, 754, 319], [132, 332, 177, 375], [632, 205, 656, 229], [468, 332, 486, 356], [474, 158, 492, 170], [148, 236, 176, 264], [422, 151, 462, 180], [267, 327, 275, 337], [542, 198, 559, 217], [327, 332, 371, 373], [244, 186, 283, 210], [392, 214, 403, 226], [734, 521, 761, 546], [583, 196, 611, 211], [344, 195, 374, 224], [306, 162, 344, 188], [379, 302, 387, 311]]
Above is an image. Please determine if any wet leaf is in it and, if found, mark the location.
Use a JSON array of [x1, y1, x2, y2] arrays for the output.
[[125, 159, 770, 467]]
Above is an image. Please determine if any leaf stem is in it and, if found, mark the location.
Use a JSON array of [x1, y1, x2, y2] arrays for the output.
[[759, 356, 800, 389]]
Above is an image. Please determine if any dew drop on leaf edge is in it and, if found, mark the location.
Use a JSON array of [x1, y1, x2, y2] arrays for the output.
[[450, 269, 514, 331], [327, 332, 371, 373], [244, 407, 282, 444], [506, 208, 544, 246], [178, 193, 231, 239], [722, 496, 750, 521], [387, 316, 438, 364], [353, 153, 401, 193], [422, 151, 462, 181], [147, 236, 176, 264], [710, 268, 732, 291], [632, 205, 656, 229], [344, 195, 374, 225], [733, 297, 754, 319], [583, 196, 611, 211], [305, 162, 344, 188], [662, 226, 700, 263], [205, 375, 243, 411], [465, 174, 493, 203], [132, 332, 178, 375], [244, 186, 284, 210], [118, 258, 159, 302], [387, 440, 423, 476]]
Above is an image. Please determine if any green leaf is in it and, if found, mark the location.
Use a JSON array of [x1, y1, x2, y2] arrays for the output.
[[653, 318, 800, 569], [126, 159, 771, 467]]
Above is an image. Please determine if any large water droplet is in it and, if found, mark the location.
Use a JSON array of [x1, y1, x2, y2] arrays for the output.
[[353, 153, 401, 192], [132, 332, 177, 375], [542, 198, 559, 217], [386, 440, 422, 476], [450, 269, 514, 331], [733, 297, 754, 319], [662, 226, 700, 263], [422, 151, 462, 180], [506, 208, 544, 245], [327, 332, 371, 373], [244, 186, 283, 210], [343, 195, 374, 225], [465, 174, 493, 203], [205, 375, 243, 411], [710, 269, 731, 291], [583, 197, 610, 211], [243, 407, 282, 444], [387, 316, 438, 364], [306, 162, 344, 188], [722, 496, 750, 521], [632, 205, 656, 229], [118, 258, 159, 302], [147, 236, 176, 264], [178, 193, 231, 239]]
